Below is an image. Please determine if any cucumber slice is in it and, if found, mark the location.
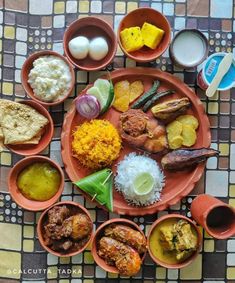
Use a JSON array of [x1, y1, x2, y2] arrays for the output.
[[94, 79, 113, 114], [94, 79, 110, 96], [86, 86, 106, 111]]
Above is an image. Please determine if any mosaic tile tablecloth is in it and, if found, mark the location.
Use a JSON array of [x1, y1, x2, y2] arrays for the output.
[[0, 0, 235, 282]]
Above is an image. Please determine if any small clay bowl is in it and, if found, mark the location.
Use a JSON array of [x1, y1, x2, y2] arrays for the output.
[[21, 50, 75, 107], [147, 214, 202, 269], [169, 29, 209, 69], [63, 17, 117, 71], [91, 218, 147, 274], [8, 156, 64, 211], [37, 201, 93, 257], [6, 100, 54, 156], [118, 8, 171, 62]]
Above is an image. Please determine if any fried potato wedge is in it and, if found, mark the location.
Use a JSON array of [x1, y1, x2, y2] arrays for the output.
[[176, 115, 199, 130], [166, 120, 183, 136], [129, 80, 144, 103], [168, 135, 184, 149], [182, 125, 197, 147]]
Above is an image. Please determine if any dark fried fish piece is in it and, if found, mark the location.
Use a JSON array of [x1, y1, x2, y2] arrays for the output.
[[161, 148, 219, 170], [104, 224, 147, 254]]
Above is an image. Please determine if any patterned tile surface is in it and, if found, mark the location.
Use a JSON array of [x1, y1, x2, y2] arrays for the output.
[[0, 0, 235, 282]]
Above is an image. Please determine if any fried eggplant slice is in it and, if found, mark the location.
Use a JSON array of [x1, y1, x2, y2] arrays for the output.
[[161, 148, 219, 170], [104, 224, 147, 254], [151, 97, 190, 123]]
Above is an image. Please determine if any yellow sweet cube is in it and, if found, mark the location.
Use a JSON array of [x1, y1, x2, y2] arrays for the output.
[[120, 27, 144, 52], [141, 22, 165, 49]]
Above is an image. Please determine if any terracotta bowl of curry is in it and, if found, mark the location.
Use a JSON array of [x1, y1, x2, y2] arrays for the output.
[[91, 218, 147, 276], [8, 155, 64, 211], [37, 201, 93, 257], [147, 214, 202, 269]]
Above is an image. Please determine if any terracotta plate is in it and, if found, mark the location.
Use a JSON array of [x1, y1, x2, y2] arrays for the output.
[[61, 68, 211, 216]]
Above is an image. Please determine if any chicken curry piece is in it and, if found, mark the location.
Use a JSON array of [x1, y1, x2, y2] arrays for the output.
[[159, 220, 198, 261], [43, 205, 92, 254], [119, 109, 168, 154]]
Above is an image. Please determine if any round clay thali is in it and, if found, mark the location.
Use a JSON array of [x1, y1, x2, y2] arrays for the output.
[[61, 67, 211, 215]]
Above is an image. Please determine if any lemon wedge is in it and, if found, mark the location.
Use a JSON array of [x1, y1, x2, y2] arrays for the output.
[[133, 172, 155, 196]]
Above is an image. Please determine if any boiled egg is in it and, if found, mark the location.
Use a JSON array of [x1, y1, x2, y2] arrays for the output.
[[89, 37, 109, 61], [68, 36, 89, 60]]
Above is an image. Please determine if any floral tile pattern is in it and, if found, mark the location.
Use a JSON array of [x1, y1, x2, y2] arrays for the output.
[[0, 0, 235, 282]]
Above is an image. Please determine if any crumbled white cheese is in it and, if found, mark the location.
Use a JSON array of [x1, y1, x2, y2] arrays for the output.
[[28, 55, 71, 102]]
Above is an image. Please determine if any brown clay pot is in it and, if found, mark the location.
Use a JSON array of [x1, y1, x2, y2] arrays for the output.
[[63, 17, 117, 71], [8, 156, 64, 211], [169, 29, 209, 69], [191, 194, 235, 239], [37, 201, 94, 257], [117, 8, 171, 62], [91, 218, 147, 274], [21, 50, 75, 107], [6, 100, 54, 156], [147, 214, 202, 269]]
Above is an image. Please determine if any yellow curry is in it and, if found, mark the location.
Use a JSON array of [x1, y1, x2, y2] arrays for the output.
[[149, 218, 198, 264], [17, 162, 61, 201]]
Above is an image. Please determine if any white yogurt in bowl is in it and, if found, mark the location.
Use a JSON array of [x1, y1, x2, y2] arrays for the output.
[[28, 55, 72, 102], [169, 29, 208, 69]]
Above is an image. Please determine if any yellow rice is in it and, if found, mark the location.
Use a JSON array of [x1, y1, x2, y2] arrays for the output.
[[72, 120, 121, 170]]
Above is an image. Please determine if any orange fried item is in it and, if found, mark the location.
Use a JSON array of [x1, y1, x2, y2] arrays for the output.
[[113, 80, 144, 112], [113, 80, 130, 112], [129, 80, 144, 103], [112, 95, 129, 112], [104, 224, 147, 254], [98, 236, 141, 276], [119, 109, 168, 153], [114, 80, 130, 99]]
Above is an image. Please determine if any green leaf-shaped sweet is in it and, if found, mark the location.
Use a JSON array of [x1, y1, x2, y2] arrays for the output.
[[74, 169, 113, 212]]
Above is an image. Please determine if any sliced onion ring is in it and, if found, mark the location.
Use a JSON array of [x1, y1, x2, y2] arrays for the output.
[[75, 94, 100, 119]]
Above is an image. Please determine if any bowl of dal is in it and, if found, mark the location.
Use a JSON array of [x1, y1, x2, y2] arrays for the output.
[[147, 214, 202, 269], [8, 155, 64, 211]]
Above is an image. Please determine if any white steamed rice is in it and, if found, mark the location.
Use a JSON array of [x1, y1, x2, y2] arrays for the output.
[[115, 153, 165, 206]]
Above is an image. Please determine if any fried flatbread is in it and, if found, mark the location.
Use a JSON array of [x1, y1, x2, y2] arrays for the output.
[[0, 128, 4, 151], [0, 99, 48, 145]]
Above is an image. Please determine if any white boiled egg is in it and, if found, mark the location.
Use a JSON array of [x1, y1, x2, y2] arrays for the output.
[[68, 36, 89, 60], [89, 37, 109, 61]]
